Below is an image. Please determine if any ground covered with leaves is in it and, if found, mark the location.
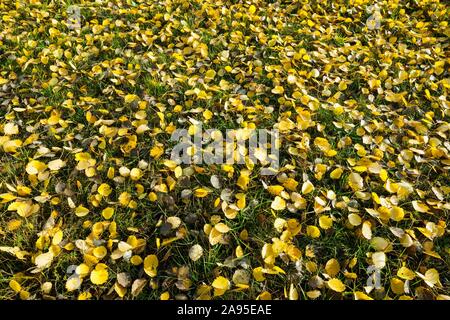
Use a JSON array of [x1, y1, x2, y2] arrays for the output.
[[0, 0, 449, 300]]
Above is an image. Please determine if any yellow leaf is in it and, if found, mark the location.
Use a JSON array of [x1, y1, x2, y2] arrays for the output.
[[325, 259, 340, 277], [306, 225, 320, 238], [118, 192, 132, 206], [362, 221, 372, 240], [372, 252, 386, 269], [267, 185, 284, 196], [271, 196, 286, 211], [370, 237, 390, 251], [194, 188, 210, 198], [26, 160, 47, 175], [66, 277, 82, 291], [160, 292, 170, 300], [319, 215, 333, 229], [283, 178, 298, 191], [353, 166, 367, 173], [203, 109, 213, 120], [35, 251, 54, 269], [253, 267, 266, 282], [271, 86, 284, 94], [314, 137, 331, 153], [412, 201, 430, 213], [301, 180, 315, 194], [397, 266, 415, 280], [214, 222, 230, 233], [148, 192, 157, 202], [144, 255, 158, 277], [236, 171, 250, 190], [52, 230, 63, 245], [93, 246, 107, 259], [4, 123, 19, 135], [42, 283, 53, 295], [390, 278, 405, 295], [348, 172, 364, 191], [3, 139, 23, 153], [189, 244, 203, 262], [338, 81, 347, 91], [289, 283, 299, 300], [75, 205, 90, 217], [1, 193, 17, 203], [130, 255, 143, 265], [9, 280, 21, 293], [235, 245, 244, 258], [124, 94, 139, 103], [328, 278, 346, 292], [90, 265, 109, 285], [0, 77, 9, 85], [101, 207, 114, 220], [390, 206, 405, 221], [98, 183, 112, 197], [257, 291, 272, 300], [130, 168, 142, 181], [419, 268, 440, 288], [48, 159, 65, 171], [114, 283, 127, 298], [306, 290, 321, 299], [354, 291, 373, 300], [19, 290, 30, 300], [204, 69, 216, 81], [379, 169, 388, 182], [348, 213, 362, 226], [236, 193, 246, 209], [7, 219, 21, 231], [150, 145, 164, 159], [330, 168, 343, 179], [118, 241, 133, 252], [212, 276, 230, 291]]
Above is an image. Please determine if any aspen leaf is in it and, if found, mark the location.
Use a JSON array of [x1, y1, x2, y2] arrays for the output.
[[397, 267, 416, 280], [9, 280, 21, 293], [271, 86, 284, 94], [348, 172, 364, 191], [271, 196, 286, 211], [328, 278, 346, 292], [98, 183, 112, 197], [390, 206, 405, 222], [354, 291, 373, 300], [75, 205, 89, 217], [330, 168, 343, 179], [412, 201, 430, 213], [35, 252, 54, 269], [319, 215, 333, 229], [301, 180, 315, 194], [26, 160, 47, 175], [194, 188, 210, 198], [143, 255, 158, 277], [390, 278, 405, 295], [189, 244, 203, 262], [101, 207, 114, 219], [372, 252, 386, 269], [325, 259, 340, 277], [362, 221, 372, 240], [48, 159, 65, 171], [212, 276, 230, 296], [306, 225, 320, 238], [90, 264, 109, 285], [131, 279, 147, 297], [66, 276, 82, 291]]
